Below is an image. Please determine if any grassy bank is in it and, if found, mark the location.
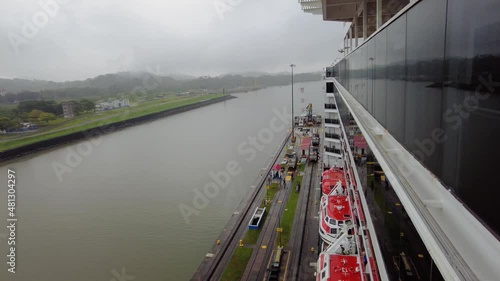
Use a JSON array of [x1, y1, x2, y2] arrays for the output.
[[0, 93, 225, 151], [280, 164, 306, 247], [225, 177, 284, 277], [220, 247, 253, 281]]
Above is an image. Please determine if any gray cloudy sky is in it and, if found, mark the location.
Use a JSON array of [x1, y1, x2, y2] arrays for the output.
[[0, 0, 345, 81]]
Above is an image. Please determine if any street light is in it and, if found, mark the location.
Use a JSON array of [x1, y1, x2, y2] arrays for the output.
[[290, 63, 296, 143]]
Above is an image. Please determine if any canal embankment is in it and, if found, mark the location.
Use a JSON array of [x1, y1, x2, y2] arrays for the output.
[[191, 131, 291, 281], [0, 94, 235, 162]]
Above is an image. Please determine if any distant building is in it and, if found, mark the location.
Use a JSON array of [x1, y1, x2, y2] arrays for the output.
[[96, 99, 130, 111], [62, 102, 75, 118]]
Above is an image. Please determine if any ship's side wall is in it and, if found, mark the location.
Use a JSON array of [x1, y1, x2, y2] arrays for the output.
[[333, 0, 500, 235]]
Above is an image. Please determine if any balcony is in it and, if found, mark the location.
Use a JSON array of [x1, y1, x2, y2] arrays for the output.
[[325, 132, 340, 139], [325, 132, 341, 143], [324, 118, 340, 125], [324, 146, 342, 157], [325, 103, 338, 113], [325, 103, 337, 110]]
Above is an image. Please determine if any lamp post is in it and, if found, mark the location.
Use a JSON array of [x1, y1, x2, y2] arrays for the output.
[[290, 63, 296, 142]]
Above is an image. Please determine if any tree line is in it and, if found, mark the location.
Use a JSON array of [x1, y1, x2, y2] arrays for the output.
[[0, 99, 95, 131], [0, 72, 322, 103]]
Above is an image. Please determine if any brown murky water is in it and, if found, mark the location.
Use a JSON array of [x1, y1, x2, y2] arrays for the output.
[[0, 81, 324, 281]]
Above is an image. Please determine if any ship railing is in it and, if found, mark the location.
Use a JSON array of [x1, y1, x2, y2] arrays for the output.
[[325, 118, 340, 125], [325, 132, 340, 140], [325, 146, 342, 154]]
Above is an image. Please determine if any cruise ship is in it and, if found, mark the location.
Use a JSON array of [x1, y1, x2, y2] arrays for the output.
[[298, 0, 500, 280], [317, 70, 383, 279]]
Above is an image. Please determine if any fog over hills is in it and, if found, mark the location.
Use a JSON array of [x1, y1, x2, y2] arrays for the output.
[[0, 71, 321, 102]]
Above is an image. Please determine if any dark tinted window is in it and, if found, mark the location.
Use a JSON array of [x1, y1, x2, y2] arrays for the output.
[[366, 40, 375, 114], [442, 0, 500, 232], [333, 0, 500, 234], [326, 82, 334, 93], [385, 14, 407, 143], [404, 0, 446, 174], [374, 29, 387, 126]]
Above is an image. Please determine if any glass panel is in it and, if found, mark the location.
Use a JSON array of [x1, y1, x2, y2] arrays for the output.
[[366, 40, 375, 114], [326, 82, 334, 93], [374, 29, 387, 126], [385, 14, 407, 143], [332, 0, 500, 235], [443, 0, 500, 233], [404, 0, 446, 174]]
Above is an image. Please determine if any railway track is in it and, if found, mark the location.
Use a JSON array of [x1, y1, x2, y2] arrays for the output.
[[193, 132, 291, 281], [241, 165, 295, 281], [288, 162, 317, 281], [240, 133, 314, 281]]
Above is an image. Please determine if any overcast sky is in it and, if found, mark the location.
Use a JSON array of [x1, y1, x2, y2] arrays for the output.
[[0, 0, 345, 81]]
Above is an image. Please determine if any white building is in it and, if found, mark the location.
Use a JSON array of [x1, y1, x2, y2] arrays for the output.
[[62, 102, 75, 118], [96, 99, 130, 111]]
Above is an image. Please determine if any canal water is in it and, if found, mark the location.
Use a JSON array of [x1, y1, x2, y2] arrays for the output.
[[0, 81, 324, 281]]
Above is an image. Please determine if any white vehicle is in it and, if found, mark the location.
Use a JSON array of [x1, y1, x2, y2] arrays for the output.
[[298, 118, 304, 127]]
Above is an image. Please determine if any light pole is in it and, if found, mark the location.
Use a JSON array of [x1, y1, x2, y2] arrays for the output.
[[290, 63, 296, 142]]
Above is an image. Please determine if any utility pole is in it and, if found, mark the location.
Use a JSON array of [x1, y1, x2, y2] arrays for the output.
[[290, 63, 296, 143]]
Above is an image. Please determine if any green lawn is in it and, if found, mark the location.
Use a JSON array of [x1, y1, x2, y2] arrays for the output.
[[261, 182, 280, 207], [220, 247, 253, 281], [0, 93, 225, 151], [223, 163, 306, 278], [243, 229, 261, 245], [280, 164, 306, 247]]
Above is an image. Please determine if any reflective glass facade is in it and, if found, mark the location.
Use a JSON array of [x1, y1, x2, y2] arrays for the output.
[[334, 0, 500, 234]]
